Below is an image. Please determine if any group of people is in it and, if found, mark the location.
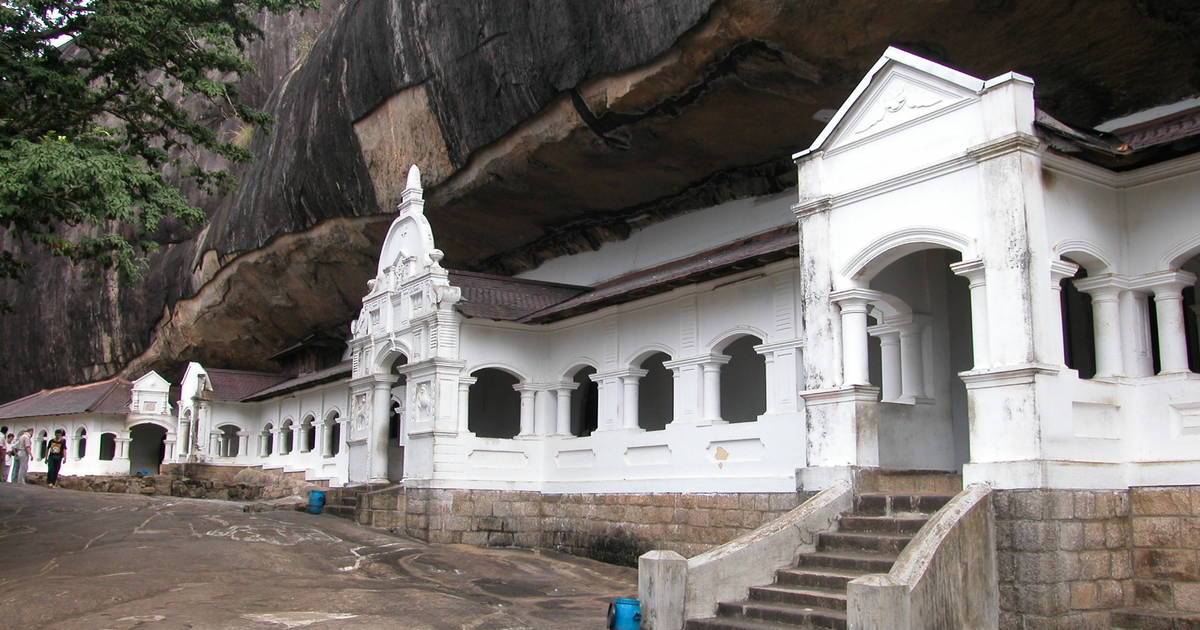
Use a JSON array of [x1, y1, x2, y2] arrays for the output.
[[0, 426, 68, 486]]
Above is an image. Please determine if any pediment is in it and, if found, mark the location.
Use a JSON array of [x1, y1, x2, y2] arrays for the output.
[[824, 65, 977, 153]]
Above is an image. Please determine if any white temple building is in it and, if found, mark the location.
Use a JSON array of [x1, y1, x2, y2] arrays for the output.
[[4, 47, 1199, 497], [7, 46, 1200, 628]]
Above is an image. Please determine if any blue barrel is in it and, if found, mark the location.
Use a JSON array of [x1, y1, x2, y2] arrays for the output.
[[306, 489, 327, 515], [607, 598, 641, 630]]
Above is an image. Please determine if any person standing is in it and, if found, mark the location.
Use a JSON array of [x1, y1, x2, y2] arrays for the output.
[[0, 433, 10, 483], [10, 429, 31, 484], [44, 429, 67, 487]]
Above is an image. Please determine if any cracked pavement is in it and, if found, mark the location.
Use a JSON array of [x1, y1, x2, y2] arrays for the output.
[[0, 484, 636, 629]]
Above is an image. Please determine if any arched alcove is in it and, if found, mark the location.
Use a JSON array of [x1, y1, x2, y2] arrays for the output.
[[129, 423, 167, 474], [325, 412, 342, 457], [98, 433, 116, 461], [719, 335, 766, 422], [468, 368, 521, 438], [301, 415, 316, 453], [638, 352, 673, 431], [75, 427, 87, 459], [1059, 259, 1097, 379], [217, 424, 240, 457], [262, 423, 275, 455], [570, 366, 598, 437]]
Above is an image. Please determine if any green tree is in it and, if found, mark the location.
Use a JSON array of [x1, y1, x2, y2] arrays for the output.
[[0, 0, 317, 296]]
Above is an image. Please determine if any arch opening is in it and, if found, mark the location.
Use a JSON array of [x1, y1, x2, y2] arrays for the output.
[[720, 335, 766, 423], [326, 412, 342, 457], [129, 423, 166, 474], [1059, 259, 1097, 379], [262, 423, 275, 456], [217, 424, 240, 457], [75, 427, 87, 459], [570, 366, 598, 437], [638, 352, 673, 431], [98, 433, 116, 461], [301, 415, 316, 453], [864, 247, 972, 472], [468, 368, 521, 438]]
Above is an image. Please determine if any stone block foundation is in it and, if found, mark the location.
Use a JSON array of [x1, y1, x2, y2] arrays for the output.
[[400, 488, 805, 565], [995, 486, 1200, 630]]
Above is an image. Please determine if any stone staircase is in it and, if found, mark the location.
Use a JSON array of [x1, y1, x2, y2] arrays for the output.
[[685, 491, 955, 630], [323, 483, 402, 526]]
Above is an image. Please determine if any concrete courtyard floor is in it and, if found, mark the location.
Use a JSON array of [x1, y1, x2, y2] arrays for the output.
[[0, 483, 636, 630]]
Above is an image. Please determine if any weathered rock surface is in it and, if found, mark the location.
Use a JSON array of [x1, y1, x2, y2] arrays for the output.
[[2, 0, 1199, 400]]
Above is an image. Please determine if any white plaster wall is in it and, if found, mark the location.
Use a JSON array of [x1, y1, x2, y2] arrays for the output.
[[1125, 170, 1200, 273], [450, 262, 806, 492], [516, 192, 795, 287], [1041, 169, 1123, 272]]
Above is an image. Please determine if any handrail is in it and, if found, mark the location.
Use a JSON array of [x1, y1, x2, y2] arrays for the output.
[[847, 483, 998, 630], [639, 480, 853, 630]]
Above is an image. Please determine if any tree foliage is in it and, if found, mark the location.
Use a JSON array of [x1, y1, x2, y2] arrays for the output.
[[0, 0, 317, 293]]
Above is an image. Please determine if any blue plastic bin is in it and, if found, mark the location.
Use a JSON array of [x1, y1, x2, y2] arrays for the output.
[[306, 489, 327, 515], [607, 597, 641, 630]]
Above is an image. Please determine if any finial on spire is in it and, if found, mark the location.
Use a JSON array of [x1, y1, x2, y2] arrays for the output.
[[406, 164, 422, 191]]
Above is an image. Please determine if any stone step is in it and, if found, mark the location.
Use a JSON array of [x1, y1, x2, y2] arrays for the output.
[[837, 514, 928, 534], [774, 567, 868, 590], [1110, 608, 1200, 629], [717, 600, 847, 629], [747, 584, 847, 611], [818, 530, 913, 555], [795, 550, 898, 574], [685, 615, 813, 630], [854, 493, 954, 516]]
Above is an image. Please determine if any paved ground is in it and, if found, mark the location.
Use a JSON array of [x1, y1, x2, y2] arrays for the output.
[[0, 484, 636, 630]]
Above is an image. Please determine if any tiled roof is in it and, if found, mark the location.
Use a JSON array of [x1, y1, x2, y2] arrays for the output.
[[240, 361, 352, 402], [0, 378, 132, 421], [448, 270, 589, 321], [203, 368, 290, 402], [1036, 108, 1200, 171]]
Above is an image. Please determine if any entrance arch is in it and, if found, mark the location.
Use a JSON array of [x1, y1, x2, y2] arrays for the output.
[[129, 423, 167, 474], [856, 246, 974, 472]]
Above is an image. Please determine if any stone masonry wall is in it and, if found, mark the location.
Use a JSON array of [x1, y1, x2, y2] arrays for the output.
[[994, 489, 1134, 630], [1129, 486, 1200, 615], [401, 489, 805, 566]]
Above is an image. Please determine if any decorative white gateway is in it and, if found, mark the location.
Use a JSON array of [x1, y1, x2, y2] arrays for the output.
[[6, 47, 1200, 495]]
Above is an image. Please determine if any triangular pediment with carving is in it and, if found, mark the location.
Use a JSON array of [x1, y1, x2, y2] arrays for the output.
[[824, 65, 977, 154], [795, 47, 987, 160]]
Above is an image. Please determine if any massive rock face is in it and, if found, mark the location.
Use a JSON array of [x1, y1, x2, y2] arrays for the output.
[[1, 0, 1198, 402]]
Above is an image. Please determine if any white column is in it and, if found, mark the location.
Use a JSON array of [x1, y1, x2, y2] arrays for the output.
[[319, 422, 332, 458], [831, 293, 872, 386], [1122, 291, 1155, 377], [1048, 260, 1080, 366], [276, 427, 288, 455], [950, 260, 990, 369], [872, 329, 901, 402], [1075, 278, 1124, 378], [178, 422, 190, 456], [760, 352, 778, 414], [590, 372, 623, 432], [700, 356, 731, 423], [620, 371, 647, 430], [115, 437, 130, 460], [371, 380, 393, 480], [1145, 272, 1197, 374], [515, 386, 536, 437], [164, 439, 176, 461], [208, 431, 220, 456], [554, 384, 577, 436], [898, 323, 926, 402], [458, 377, 476, 435], [237, 432, 248, 458]]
